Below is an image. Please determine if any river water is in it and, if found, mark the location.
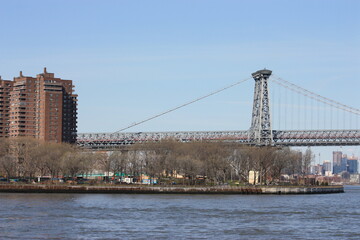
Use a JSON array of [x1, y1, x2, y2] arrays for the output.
[[0, 185, 359, 239]]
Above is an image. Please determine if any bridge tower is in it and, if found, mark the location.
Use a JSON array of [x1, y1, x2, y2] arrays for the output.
[[249, 69, 273, 146]]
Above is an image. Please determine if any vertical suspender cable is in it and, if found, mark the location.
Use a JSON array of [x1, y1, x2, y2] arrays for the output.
[[324, 101, 326, 129], [311, 97, 313, 130], [299, 91, 301, 130], [318, 98, 320, 130], [337, 105, 339, 129], [271, 81, 274, 130], [343, 107, 346, 129], [291, 85, 294, 129], [304, 97, 308, 130], [278, 83, 281, 130], [284, 85, 287, 130], [330, 104, 333, 129], [349, 110, 352, 129]]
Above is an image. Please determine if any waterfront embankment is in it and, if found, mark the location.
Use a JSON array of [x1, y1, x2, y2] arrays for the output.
[[0, 184, 344, 194]]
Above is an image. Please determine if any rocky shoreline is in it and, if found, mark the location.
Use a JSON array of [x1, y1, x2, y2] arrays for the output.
[[0, 184, 344, 194]]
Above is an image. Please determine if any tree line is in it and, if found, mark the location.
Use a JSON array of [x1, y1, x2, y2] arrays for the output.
[[0, 138, 98, 181], [0, 138, 312, 185]]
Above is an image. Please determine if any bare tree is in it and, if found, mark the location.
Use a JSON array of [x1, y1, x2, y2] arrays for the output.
[[143, 149, 161, 184], [0, 138, 10, 157], [269, 147, 291, 181], [302, 147, 313, 175], [247, 147, 277, 185], [78, 151, 97, 178], [8, 137, 40, 179], [229, 146, 253, 183], [0, 155, 18, 181], [42, 142, 73, 179], [96, 152, 111, 181], [108, 150, 129, 181], [62, 148, 84, 179]]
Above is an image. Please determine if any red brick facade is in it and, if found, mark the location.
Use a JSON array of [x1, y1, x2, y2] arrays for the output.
[[0, 77, 13, 137]]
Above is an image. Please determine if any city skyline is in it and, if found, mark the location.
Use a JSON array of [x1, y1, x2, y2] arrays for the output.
[[0, 1, 359, 159]]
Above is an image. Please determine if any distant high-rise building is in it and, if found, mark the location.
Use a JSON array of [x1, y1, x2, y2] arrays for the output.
[[347, 156, 358, 174], [323, 161, 331, 172], [314, 164, 324, 175], [341, 154, 348, 173], [1, 68, 77, 143], [333, 151, 342, 174]]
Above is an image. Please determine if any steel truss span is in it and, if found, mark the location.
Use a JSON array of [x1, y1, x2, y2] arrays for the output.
[[273, 130, 360, 146], [76, 131, 250, 148], [76, 129, 360, 148]]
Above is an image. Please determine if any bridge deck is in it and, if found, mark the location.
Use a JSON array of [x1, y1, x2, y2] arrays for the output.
[[76, 130, 360, 148]]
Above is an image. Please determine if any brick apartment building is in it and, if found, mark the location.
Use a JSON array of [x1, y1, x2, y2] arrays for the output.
[[0, 68, 77, 143], [0, 77, 13, 137]]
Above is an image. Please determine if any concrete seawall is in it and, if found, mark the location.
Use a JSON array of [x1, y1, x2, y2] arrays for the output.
[[260, 186, 344, 194], [0, 184, 344, 194]]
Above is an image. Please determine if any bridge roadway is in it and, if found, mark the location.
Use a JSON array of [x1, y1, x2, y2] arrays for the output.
[[77, 129, 360, 148]]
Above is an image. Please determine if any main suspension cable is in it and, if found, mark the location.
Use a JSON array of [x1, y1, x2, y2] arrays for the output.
[[271, 75, 360, 116], [113, 76, 252, 133]]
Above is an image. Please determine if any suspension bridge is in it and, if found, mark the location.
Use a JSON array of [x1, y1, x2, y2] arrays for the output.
[[77, 69, 360, 148]]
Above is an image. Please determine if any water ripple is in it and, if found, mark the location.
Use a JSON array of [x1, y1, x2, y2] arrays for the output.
[[0, 186, 359, 239]]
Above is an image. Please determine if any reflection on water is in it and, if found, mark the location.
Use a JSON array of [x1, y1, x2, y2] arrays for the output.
[[1, 186, 360, 239]]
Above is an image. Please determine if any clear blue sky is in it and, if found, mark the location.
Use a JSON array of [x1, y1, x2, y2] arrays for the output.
[[1, 0, 359, 161]]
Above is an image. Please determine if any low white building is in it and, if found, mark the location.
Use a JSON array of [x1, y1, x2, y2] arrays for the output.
[[248, 171, 259, 185]]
